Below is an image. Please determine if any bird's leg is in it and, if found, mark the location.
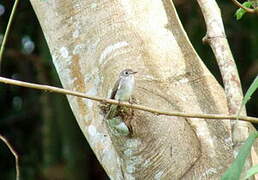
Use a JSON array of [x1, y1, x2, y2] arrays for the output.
[[118, 99, 121, 106], [129, 97, 133, 104], [129, 97, 134, 117]]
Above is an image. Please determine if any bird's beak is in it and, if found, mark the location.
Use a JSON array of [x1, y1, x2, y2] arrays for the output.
[[132, 71, 137, 74]]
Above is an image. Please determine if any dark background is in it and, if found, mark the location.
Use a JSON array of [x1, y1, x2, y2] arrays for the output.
[[0, 0, 257, 179]]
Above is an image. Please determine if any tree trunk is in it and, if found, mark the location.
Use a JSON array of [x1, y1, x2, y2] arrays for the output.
[[30, 0, 242, 179]]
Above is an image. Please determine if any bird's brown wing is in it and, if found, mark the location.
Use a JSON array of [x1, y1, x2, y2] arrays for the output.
[[110, 79, 120, 99]]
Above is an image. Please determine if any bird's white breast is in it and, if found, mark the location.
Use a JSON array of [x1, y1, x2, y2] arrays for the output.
[[115, 75, 135, 101]]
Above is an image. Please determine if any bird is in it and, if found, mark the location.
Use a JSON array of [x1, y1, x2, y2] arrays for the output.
[[110, 69, 137, 102], [105, 69, 137, 120]]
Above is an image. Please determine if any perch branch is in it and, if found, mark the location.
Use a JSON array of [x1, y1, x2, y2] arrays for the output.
[[0, 76, 257, 123]]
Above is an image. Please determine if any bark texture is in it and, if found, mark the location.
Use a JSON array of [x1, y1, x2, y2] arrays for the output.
[[30, 0, 236, 179], [196, 0, 249, 152], [196, 0, 258, 176]]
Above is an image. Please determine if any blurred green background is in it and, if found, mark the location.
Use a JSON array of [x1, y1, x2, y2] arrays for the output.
[[0, 0, 257, 179]]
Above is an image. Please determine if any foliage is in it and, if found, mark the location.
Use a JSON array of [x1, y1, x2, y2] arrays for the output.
[[235, 2, 253, 20], [238, 76, 258, 118], [221, 132, 258, 180], [244, 164, 258, 179]]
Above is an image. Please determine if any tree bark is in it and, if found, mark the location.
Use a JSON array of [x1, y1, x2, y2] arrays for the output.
[[30, 0, 241, 179], [196, 0, 258, 177]]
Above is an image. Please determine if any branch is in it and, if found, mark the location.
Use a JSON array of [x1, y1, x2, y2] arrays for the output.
[[0, 135, 20, 180], [198, 0, 244, 115], [0, 0, 20, 68], [196, 0, 257, 171], [230, 0, 256, 13], [0, 76, 257, 123]]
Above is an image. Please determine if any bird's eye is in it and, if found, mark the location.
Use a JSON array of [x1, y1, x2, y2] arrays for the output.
[[125, 71, 129, 75]]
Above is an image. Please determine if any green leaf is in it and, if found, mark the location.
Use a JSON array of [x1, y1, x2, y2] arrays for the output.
[[221, 131, 258, 180], [235, 2, 253, 20], [237, 75, 258, 118], [244, 164, 258, 179]]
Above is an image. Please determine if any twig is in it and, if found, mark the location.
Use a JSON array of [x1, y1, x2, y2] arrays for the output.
[[0, 0, 20, 69], [230, 0, 255, 13], [0, 76, 257, 123], [0, 135, 20, 180]]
